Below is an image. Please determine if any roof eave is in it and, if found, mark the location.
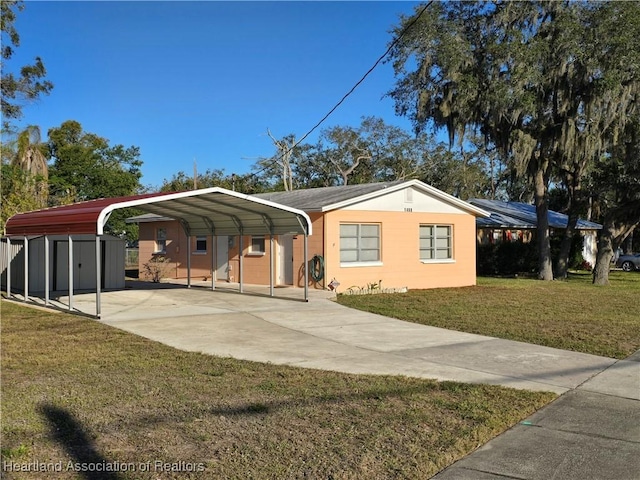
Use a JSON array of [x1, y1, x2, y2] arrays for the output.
[[320, 179, 490, 217]]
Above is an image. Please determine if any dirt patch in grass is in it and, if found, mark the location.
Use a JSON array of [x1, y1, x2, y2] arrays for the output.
[[1, 301, 555, 479], [338, 272, 640, 359]]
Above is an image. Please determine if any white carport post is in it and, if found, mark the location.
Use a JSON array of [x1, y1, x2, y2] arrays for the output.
[[44, 235, 50, 305], [6, 237, 11, 300], [23, 236, 29, 303], [68, 234, 74, 312], [303, 233, 309, 302], [203, 219, 215, 291], [186, 234, 191, 288], [211, 235, 216, 291], [239, 234, 244, 293], [95, 235, 101, 319], [269, 235, 275, 297]]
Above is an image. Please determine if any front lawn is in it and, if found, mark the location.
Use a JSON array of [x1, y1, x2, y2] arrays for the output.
[[338, 271, 640, 359], [1, 301, 555, 479]]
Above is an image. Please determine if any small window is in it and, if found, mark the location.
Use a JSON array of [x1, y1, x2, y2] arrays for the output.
[[420, 225, 452, 261], [250, 236, 265, 254], [340, 224, 380, 264], [194, 236, 207, 253], [155, 228, 167, 253]]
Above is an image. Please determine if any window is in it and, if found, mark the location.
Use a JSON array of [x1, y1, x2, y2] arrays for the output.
[[155, 228, 167, 253], [420, 225, 452, 261], [340, 224, 380, 264], [194, 236, 207, 254], [249, 236, 265, 255]]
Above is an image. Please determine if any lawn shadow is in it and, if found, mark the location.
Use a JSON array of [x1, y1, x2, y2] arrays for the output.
[[39, 404, 124, 480]]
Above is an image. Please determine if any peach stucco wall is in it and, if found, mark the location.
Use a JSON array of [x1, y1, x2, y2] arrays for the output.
[[322, 210, 478, 291], [138, 216, 326, 288], [138, 208, 477, 290]]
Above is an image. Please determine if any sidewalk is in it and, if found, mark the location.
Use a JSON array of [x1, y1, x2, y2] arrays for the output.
[[433, 350, 640, 479]]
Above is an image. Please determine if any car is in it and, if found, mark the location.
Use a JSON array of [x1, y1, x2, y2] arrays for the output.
[[616, 253, 640, 272]]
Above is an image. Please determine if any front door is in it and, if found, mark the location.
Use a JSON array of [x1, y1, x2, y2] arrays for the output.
[[278, 235, 294, 285], [215, 236, 229, 281]]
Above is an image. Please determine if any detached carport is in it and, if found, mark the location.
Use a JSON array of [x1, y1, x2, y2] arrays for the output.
[[3, 187, 313, 318]]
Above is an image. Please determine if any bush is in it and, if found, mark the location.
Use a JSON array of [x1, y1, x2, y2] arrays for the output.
[[477, 241, 538, 276], [142, 255, 171, 282]]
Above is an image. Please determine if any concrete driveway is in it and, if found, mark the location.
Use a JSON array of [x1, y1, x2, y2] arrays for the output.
[[60, 280, 629, 396]]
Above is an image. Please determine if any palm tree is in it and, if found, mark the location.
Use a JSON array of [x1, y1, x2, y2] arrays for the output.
[[12, 125, 48, 207]]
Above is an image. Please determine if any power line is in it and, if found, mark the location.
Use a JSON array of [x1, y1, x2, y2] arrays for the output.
[[246, 1, 433, 181]]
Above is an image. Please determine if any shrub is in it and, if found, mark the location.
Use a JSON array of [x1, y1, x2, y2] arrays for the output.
[[142, 255, 171, 283]]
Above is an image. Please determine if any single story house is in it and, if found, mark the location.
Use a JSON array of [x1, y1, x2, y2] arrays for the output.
[[129, 180, 490, 292], [468, 198, 602, 265]]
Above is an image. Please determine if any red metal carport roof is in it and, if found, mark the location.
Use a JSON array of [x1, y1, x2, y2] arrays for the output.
[[5, 193, 172, 236], [4, 188, 312, 237]]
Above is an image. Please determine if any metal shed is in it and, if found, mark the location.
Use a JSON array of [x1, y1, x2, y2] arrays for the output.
[[3, 187, 313, 317], [1, 234, 125, 292]]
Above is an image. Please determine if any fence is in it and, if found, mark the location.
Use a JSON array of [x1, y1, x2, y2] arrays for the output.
[[125, 248, 139, 268]]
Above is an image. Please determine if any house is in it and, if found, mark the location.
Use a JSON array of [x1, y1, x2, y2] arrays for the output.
[[468, 198, 602, 266], [130, 180, 490, 292]]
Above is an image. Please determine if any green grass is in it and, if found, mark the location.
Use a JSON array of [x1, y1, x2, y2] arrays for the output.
[[1, 301, 555, 479], [338, 271, 640, 359]]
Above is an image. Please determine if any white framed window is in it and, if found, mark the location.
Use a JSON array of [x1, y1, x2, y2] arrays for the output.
[[340, 223, 381, 265], [155, 228, 167, 254], [420, 224, 453, 261], [248, 236, 265, 255], [194, 236, 207, 254]]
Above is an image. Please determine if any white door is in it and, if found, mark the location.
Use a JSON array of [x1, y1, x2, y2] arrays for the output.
[[215, 236, 229, 281], [278, 235, 294, 285]]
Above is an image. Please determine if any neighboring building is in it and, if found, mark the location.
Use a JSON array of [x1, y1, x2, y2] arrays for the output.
[[130, 180, 490, 291], [468, 198, 602, 266]]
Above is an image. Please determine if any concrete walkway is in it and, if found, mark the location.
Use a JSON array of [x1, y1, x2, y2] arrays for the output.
[[54, 282, 639, 478], [434, 351, 640, 479]]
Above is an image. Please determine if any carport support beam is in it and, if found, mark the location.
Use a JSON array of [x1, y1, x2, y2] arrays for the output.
[[95, 235, 101, 319], [187, 235, 191, 288], [304, 233, 309, 302], [44, 235, 50, 305], [239, 235, 244, 293], [68, 235, 74, 312], [23, 236, 29, 302], [211, 234, 216, 291], [269, 235, 274, 297], [6, 237, 11, 300]]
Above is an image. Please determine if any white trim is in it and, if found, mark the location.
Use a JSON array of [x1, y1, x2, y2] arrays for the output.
[[420, 259, 456, 264], [97, 187, 313, 236], [340, 261, 384, 268], [321, 179, 490, 217]]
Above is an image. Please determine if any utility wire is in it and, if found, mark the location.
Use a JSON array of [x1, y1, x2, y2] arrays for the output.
[[246, 1, 433, 181]]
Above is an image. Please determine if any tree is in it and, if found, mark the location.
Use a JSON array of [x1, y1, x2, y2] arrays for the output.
[[318, 125, 373, 186], [1, 0, 53, 132], [387, 1, 640, 280], [590, 113, 640, 285], [266, 129, 295, 191], [0, 125, 49, 232], [47, 120, 144, 241]]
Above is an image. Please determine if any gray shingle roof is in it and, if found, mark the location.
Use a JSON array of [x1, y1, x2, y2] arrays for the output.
[[254, 181, 406, 211]]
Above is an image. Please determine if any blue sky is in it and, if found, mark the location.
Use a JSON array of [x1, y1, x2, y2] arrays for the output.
[[9, 1, 422, 189]]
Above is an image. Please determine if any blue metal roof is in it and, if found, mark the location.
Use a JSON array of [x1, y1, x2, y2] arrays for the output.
[[468, 199, 602, 230]]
